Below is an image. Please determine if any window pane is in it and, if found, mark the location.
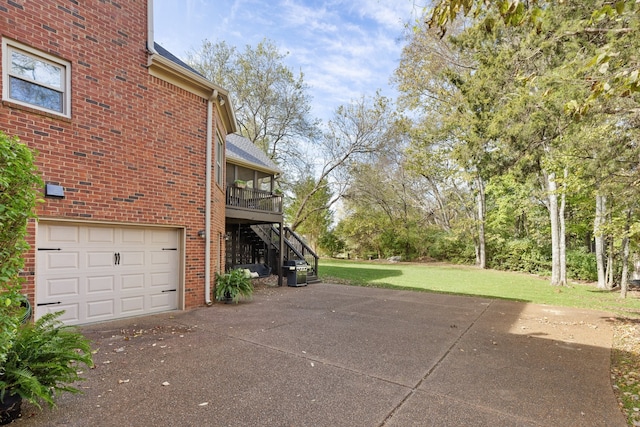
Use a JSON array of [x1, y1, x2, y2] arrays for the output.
[[10, 77, 63, 112], [11, 50, 62, 89], [216, 140, 224, 184]]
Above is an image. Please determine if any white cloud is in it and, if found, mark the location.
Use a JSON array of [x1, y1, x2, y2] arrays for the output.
[[154, 0, 416, 123]]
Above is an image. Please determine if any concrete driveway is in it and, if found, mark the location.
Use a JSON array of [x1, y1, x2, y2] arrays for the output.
[[14, 283, 626, 426]]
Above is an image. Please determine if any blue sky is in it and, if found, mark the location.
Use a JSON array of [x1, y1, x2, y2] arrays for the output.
[[153, 0, 420, 123]]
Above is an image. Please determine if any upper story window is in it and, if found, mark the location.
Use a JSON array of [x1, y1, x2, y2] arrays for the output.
[[216, 131, 224, 186], [2, 39, 71, 117]]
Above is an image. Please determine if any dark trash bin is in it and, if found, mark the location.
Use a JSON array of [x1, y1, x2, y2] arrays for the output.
[[284, 260, 308, 287]]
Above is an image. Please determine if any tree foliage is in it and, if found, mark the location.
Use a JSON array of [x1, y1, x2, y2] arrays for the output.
[[187, 38, 320, 170], [329, 0, 640, 293], [0, 131, 42, 374]]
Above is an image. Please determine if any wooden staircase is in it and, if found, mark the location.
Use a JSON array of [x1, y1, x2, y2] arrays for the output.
[[250, 224, 320, 283]]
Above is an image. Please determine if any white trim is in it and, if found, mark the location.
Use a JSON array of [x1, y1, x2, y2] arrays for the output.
[[2, 38, 71, 118], [216, 129, 224, 186]]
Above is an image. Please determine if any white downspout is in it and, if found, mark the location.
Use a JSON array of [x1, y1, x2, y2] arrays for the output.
[[205, 91, 217, 306], [147, 0, 157, 54]]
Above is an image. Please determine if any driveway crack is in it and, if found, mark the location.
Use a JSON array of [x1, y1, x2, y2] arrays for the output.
[[379, 300, 494, 426]]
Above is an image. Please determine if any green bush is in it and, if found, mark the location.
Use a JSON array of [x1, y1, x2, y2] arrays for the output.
[[0, 312, 93, 408], [425, 230, 475, 264], [215, 269, 254, 303], [566, 249, 597, 281], [488, 238, 551, 275], [0, 132, 42, 287], [0, 131, 42, 371]]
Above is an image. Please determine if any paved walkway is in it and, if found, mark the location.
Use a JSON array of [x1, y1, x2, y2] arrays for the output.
[[15, 283, 626, 426]]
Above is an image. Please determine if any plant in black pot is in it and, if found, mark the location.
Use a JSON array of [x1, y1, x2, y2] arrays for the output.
[[215, 269, 253, 304], [0, 305, 94, 425]]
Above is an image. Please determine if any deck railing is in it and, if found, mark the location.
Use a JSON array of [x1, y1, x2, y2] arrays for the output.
[[226, 185, 283, 213]]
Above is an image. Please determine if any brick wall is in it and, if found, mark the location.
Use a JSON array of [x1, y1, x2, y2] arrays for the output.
[[0, 0, 226, 310]]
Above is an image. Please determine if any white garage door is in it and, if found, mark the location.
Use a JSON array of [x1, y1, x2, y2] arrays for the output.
[[36, 222, 181, 325]]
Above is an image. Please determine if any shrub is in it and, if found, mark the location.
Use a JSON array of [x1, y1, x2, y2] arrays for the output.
[[0, 131, 42, 371], [0, 312, 94, 409], [488, 238, 551, 275], [566, 249, 597, 281], [215, 269, 254, 303]]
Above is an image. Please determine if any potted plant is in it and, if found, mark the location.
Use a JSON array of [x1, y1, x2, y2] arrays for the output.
[[0, 308, 94, 424], [215, 269, 254, 304], [233, 179, 247, 189]]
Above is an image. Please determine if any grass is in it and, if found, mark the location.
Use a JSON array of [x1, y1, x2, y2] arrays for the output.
[[319, 258, 640, 317], [320, 258, 640, 425]]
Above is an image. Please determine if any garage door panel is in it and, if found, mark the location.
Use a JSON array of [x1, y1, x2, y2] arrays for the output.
[[38, 303, 80, 324], [87, 251, 114, 268], [46, 224, 79, 243], [151, 292, 177, 310], [87, 276, 114, 293], [46, 252, 79, 270], [151, 250, 171, 265], [121, 251, 144, 267], [150, 272, 168, 286], [87, 227, 115, 243], [121, 296, 145, 314], [151, 229, 175, 245], [37, 223, 181, 325], [121, 228, 145, 244], [121, 273, 145, 290], [46, 277, 80, 297], [87, 300, 115, 320]]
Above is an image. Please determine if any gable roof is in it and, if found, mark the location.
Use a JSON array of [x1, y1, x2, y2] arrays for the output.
[[226, 134, 281, 175]]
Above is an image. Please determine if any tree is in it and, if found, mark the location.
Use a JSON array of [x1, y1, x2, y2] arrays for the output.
[[284, 176, 332, 252], [187, 39, 320, 170], [395, 14, 509, 268], [428, 0, 640, 109], [288, 93, 396, 232]]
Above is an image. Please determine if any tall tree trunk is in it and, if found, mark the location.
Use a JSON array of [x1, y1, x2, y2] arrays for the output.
[[594, 194, 608, 289], [546, 171, 562, 286], [475, 175, 486, 269], [607, 236, 615, 288], [620, 209, 631, 299], [558, 167, 567, 286]]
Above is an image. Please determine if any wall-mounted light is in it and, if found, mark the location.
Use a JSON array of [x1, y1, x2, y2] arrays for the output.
[[45, 183, 64, 198], [197, 230, 206, 238], [218, 95, 225, 106]]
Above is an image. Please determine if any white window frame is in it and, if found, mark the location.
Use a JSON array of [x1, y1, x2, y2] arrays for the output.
[[2, 38, 71, 118], [215, 131, 224, 186]]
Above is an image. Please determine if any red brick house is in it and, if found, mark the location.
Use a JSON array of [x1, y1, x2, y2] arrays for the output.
[[1, 0, 237, 324]]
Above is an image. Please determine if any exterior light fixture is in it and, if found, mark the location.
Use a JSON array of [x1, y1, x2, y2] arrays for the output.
[[45, 183, 65, 198]]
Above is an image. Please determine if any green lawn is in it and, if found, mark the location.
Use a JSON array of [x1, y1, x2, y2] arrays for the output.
[[319, 258, 640, 317]]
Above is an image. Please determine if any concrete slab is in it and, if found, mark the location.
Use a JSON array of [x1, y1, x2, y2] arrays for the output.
[[12, 283, 626, 427]]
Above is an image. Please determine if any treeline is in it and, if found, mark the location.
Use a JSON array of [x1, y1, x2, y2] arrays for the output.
[[318, 1, 640, 295]]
